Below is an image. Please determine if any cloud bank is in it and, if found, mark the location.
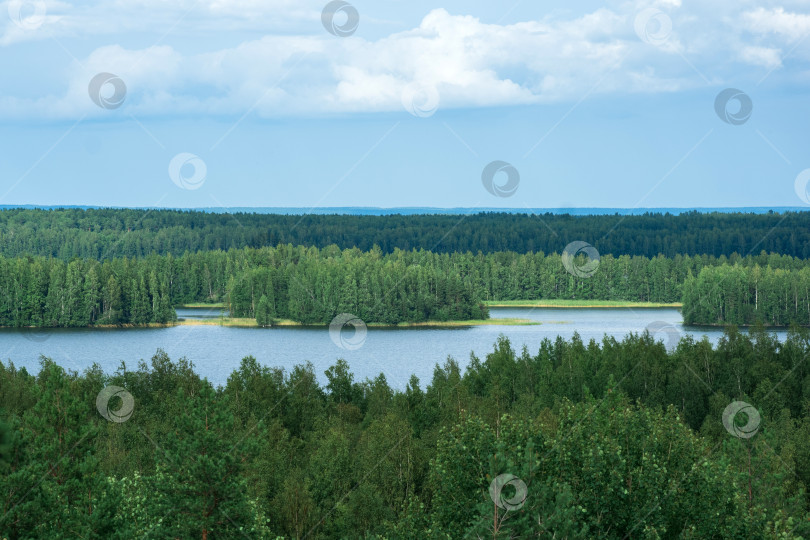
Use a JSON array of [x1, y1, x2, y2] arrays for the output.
[[1, 0, 808, 120]]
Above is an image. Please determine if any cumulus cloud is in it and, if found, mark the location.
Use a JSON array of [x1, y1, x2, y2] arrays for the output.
[[742, 7, 810, 40], [0, 0, 324, 46], [732, 6, 810, 69], [0, 1, 808, 119], [739, 45, 783, 68]]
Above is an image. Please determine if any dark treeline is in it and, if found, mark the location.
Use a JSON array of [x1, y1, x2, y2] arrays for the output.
[[0, 256, 176, 327], [1, 208, 810, 259], [472, 250, 810, 304], [228, 262, 486, 325], [2, 245, 810, 327], [2, 329, 809, 538], [683, 264, 810, 326], [0, 246, 488, 327]]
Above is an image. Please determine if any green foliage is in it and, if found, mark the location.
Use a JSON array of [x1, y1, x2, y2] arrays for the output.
[[1, 207, 810, 259], [6, 207, 810, 536], [3, 240, 810, 328], [0, 362, 129, 539], [1, 331, 809, 538], [682, 263, 810, 326], [227, 254, 488, 325], [146, 384, 268, 538], [256, 294, 271, 327]]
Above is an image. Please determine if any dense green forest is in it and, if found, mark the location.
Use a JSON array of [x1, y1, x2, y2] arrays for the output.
[[1, 208, 809, 259], [2, 244, 810, 327], [3, 208, 810, 538], [0, 246, 486, 327], [0, 207, 808, 327], [2, 329, 809, 538], [682, 264, 810, 326], [226, 254, 487, 324]]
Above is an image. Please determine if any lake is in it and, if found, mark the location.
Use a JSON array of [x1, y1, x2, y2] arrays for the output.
[[0, 307, 789, 389]]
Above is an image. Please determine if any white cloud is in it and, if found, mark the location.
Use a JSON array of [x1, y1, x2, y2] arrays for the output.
[[0, 2, 808, 119], [0, 0, 325, 46], [739, 45, 783, 67], [742, 7, 810, 40]]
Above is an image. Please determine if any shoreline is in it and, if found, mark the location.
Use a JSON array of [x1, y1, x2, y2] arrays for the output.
[[2, 317, 540, 330], [176, 317, 541, 328], [485, 300, 683, 308], [8, 317, 804, 331], [179, 300, 683, 311], [683, 322, 807, 329]]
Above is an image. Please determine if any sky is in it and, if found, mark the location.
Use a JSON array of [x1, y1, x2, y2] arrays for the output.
[[1, 0, 809, 210]]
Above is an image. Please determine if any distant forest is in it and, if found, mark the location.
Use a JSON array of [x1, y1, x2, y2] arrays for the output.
[[0, 208, 808, 327], [0, 207, 809, 259]]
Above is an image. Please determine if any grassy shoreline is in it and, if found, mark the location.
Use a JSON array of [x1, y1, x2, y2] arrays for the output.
[[179, 300, 683, 311], [484, 299, 683, 308], [4, 313, 542, 331], [175, 317, 540, 328], [11, 300, 676, 331]]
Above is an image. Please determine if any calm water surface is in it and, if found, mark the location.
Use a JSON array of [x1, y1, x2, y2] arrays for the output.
[[0, 307, 789, 389]]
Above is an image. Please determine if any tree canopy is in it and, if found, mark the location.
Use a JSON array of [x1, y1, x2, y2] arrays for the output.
[[0, 208, 808, 259], [2, 329, 809, 538]]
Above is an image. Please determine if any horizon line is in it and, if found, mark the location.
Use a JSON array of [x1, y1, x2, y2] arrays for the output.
[[2, 205, 808, 211]]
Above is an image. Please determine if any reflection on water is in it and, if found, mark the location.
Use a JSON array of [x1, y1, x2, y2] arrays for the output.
[[176, 307, 227, 320], [0, 307, 790, 389]]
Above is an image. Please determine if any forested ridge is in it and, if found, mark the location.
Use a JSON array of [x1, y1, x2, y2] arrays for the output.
[[2, 244, 810, 327], [1, 207, 810, 259], [2, 330, 809, 538]]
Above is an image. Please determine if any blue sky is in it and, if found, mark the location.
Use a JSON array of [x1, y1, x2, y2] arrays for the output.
[[1, 0, 809, 209]]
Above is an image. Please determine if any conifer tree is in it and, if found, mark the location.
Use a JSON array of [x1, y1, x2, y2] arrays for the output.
[[7, 362, 127, 538], [256, 294, 271, 327], [149, 384, 266, 538]]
